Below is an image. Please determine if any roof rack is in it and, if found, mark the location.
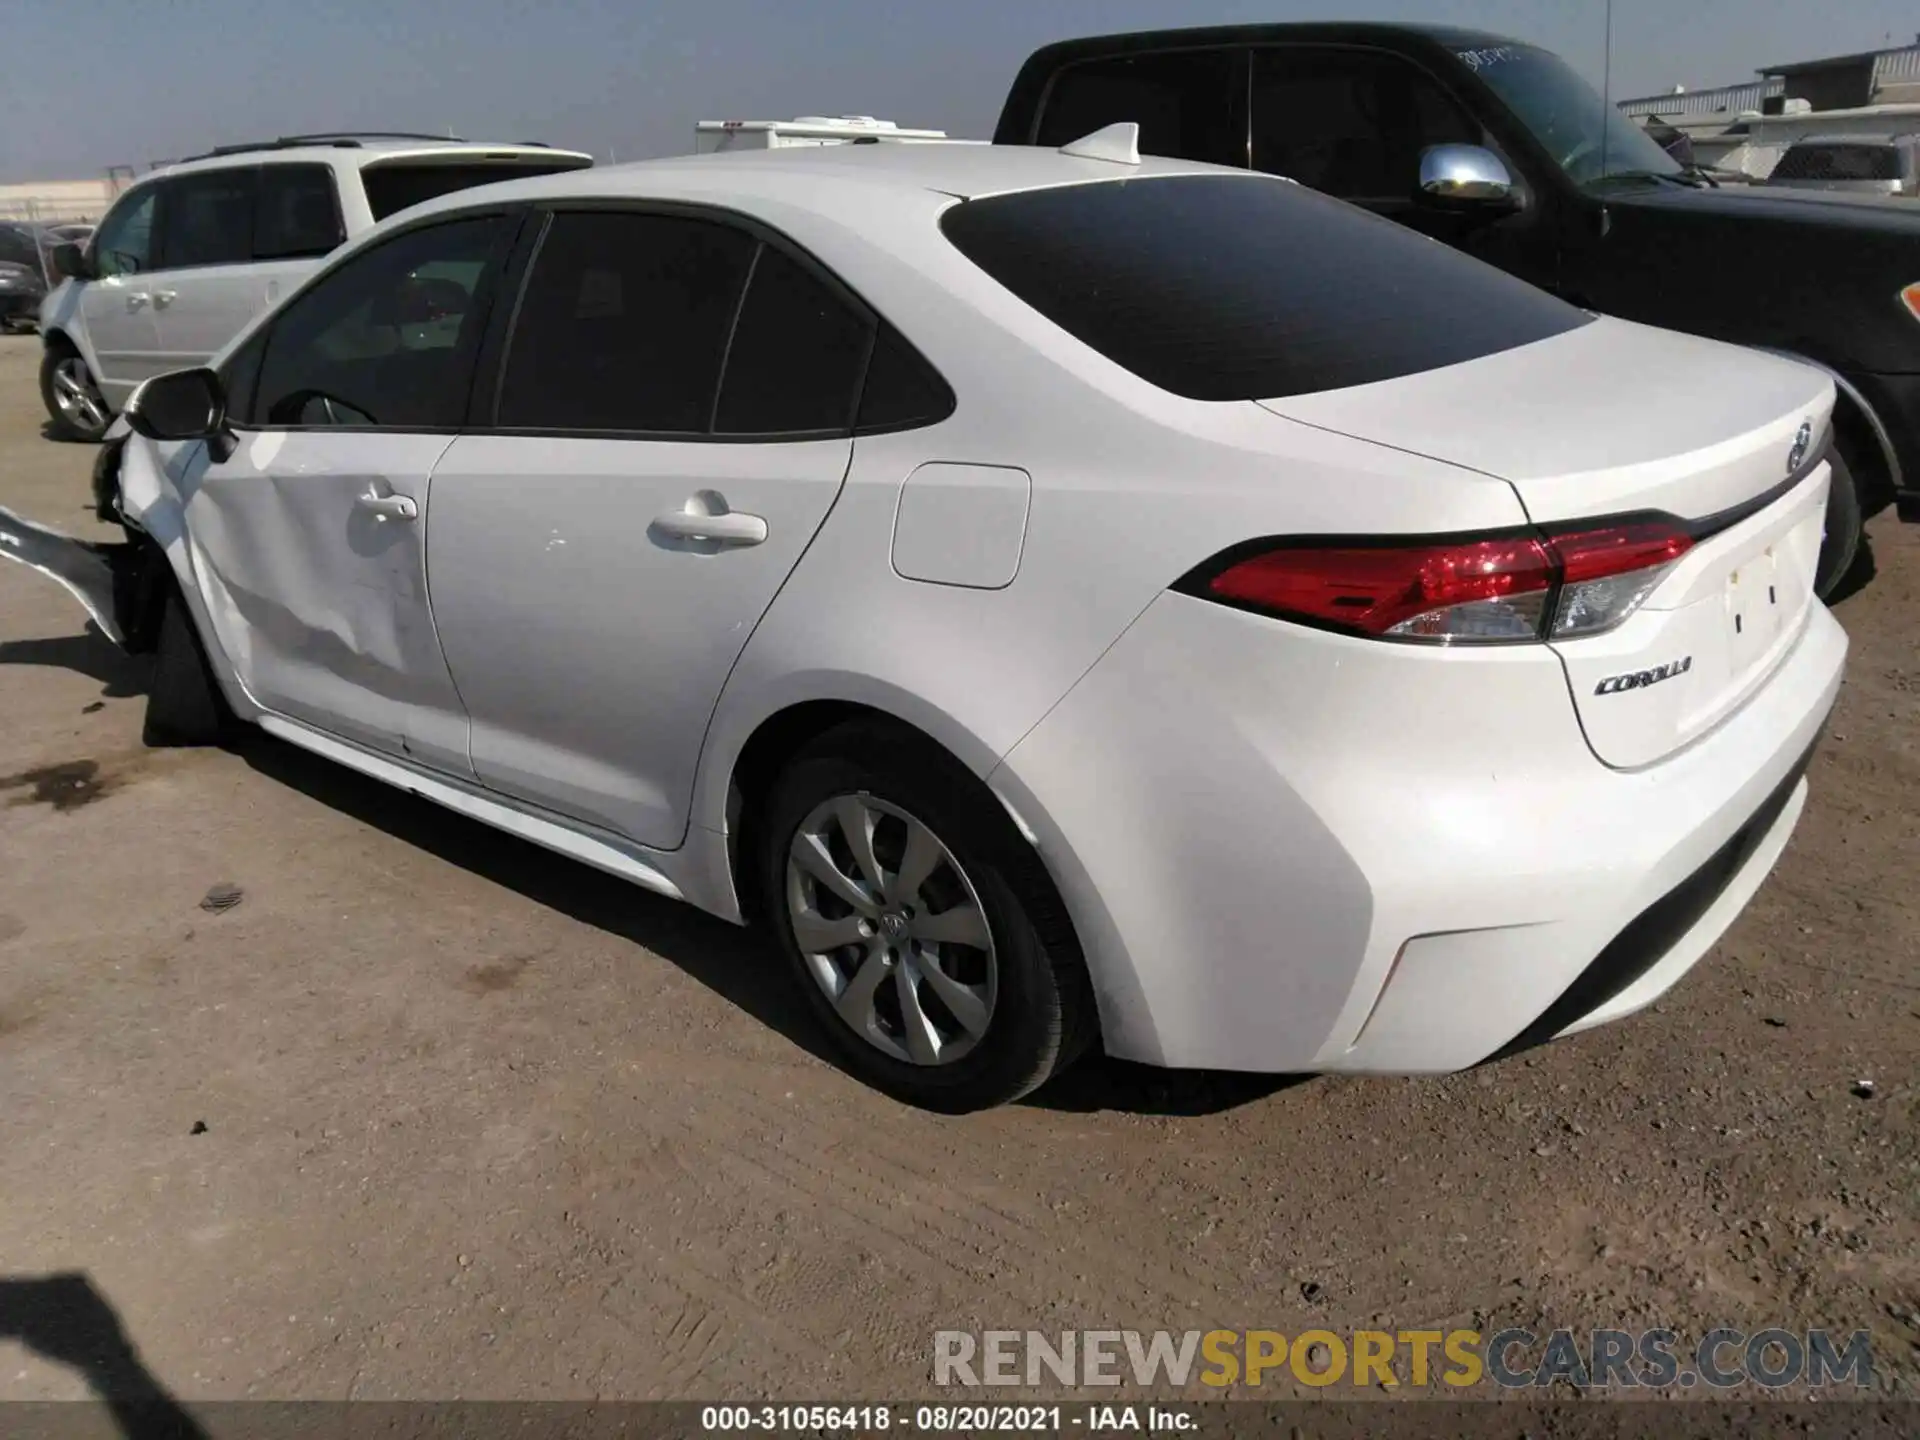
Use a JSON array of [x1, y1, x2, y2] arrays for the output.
[[181, 132, 472, 161]]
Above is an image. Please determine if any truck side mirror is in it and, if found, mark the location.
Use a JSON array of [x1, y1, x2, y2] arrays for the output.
[[1418, 144, 1516, 208]]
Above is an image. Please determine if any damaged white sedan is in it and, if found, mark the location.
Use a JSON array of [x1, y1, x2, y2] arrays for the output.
[[3, 137, 1845, 1111]]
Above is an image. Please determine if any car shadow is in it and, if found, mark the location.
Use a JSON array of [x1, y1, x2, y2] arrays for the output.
[[229, 731, 846, 1073], [0, 1271, 207, 1439], [0, 624, 150, 697], [2, 623, 1309, 1118], [1025, 1056, 1313, 1116]]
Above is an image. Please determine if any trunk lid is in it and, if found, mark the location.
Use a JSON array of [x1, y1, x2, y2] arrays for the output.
[[1259, 318, 1836, 768]]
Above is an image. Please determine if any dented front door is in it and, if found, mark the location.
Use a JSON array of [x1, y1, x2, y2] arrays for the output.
[[178, 428, 472, 777]]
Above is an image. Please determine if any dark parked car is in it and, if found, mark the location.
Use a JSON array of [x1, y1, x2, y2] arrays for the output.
[[995, 23, 1920, 596], [0, 224, 51, 332]]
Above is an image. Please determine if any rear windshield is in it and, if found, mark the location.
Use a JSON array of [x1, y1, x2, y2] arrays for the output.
[[360, 159, 589, 222], [939, 174, 1591, 401], [1772, 143, 1900, 182]]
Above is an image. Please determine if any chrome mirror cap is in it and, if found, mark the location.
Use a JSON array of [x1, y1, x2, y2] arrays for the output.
[[1419, 144, 1515, 202]]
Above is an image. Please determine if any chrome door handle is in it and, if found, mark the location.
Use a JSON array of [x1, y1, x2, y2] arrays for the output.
[[355, 490, 418, 522], [651, 508, 768, 546], [127, 293, 149, 310], [152, 289, 177, 308]]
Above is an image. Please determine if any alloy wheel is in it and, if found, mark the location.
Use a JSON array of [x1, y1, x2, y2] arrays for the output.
[[785, 793, 997, 1066], [52, 356, 107, 434]]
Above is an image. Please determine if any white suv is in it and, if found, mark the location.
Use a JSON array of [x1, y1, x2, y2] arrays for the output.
[[38, 132, 592, 439]]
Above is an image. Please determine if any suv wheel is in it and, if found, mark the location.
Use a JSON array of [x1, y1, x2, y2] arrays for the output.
[[759, 720, 1095, 1112], [40, 340, 111, 442]]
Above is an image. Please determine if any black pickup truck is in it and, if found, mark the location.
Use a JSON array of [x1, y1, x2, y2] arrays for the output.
[[995, 23, 1920, 597]]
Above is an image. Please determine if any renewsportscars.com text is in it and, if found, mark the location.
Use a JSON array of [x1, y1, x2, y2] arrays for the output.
[[932, 1327, 1875, 1390]]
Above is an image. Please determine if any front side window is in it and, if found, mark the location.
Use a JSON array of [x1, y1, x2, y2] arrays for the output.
[[1035, 50, 1245, 167], [1456, 42, 1678, 186], [255, 164, 345, 260], [941, 174, 1591, 402], [92, 187, 158, 277], [1251, 48, 1480, 202], [157, 168, 256, 269], [249, 214, 510, 429]]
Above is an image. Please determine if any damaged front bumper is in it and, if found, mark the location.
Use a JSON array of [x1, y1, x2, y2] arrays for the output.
[[0, 503, 165, 653]]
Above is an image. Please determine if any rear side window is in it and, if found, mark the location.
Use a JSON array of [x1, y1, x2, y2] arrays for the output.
[[361, 160, 587, 222], [1772, 143, 1900, 182], [157, 168, 255, 268], [254, 164, 344, 260], [857, 323, 955, 431], [499, 212, 756, 432], [714, 246, 872, 434], [1035, 50, 1245, 167], [940, 174, 1591, 401]]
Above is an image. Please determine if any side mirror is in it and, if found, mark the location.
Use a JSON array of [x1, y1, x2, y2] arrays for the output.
[[1418, 144, 1516, 208], [125, 367, 227, 443], [50, 242, 92, 282]]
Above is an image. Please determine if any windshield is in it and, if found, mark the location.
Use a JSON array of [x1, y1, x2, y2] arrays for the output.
[[1456, 42, 1680, 185]]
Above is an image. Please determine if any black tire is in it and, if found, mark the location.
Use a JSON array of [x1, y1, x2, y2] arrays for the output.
[[143, 586, 231, 747], [1814, 445, 1864, 601], [39, 338, 110, 442], [758, 720, 1095, 1112]]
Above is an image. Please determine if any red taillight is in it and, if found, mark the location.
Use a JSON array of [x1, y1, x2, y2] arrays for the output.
[[1190, 519, 1694, 644], [1550, 522, 1694, 585]]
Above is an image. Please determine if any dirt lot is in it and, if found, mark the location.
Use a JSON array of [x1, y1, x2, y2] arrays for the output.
[[0, 331, 1915, 1405]]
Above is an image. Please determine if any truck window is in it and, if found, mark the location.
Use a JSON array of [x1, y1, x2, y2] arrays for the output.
[[1034, 50, 1245, 167], [1251, 47, 1479, 206], [941, 174, 1589, 403]]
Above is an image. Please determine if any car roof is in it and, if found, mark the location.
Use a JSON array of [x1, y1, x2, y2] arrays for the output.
[[1013, 21, 1519, 61], [149, 139, 591, 181], [393, 140, 1237, 225]]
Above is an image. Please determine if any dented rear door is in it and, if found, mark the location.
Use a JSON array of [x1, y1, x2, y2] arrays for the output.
[[179, 429, 474, 777]]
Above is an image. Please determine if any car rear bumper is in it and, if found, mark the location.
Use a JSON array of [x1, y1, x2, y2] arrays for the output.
[[989, 592, 1847, 1074]]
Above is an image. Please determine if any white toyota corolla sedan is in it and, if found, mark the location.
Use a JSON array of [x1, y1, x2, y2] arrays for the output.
[[5, 131, 1845, 1110]]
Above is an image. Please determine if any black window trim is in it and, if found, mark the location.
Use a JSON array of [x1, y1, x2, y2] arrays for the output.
[[221, 195, 956, 444], [479, 196, 908, 445], [151, 164, 262, 274], [223, 202, 531, 436], [251, 160, 348, 263]]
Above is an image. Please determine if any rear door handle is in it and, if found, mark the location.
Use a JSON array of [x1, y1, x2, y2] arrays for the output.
[[151, 289, 177, 308], [651, 508, 767, 546], [355, 489, 418, 522]]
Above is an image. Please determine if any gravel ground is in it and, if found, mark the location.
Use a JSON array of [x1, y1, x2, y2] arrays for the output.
[[0, 332, 1914, 1405]]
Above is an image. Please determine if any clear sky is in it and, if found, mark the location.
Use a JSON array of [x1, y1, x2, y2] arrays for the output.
[[5, 0, 1918, 183]]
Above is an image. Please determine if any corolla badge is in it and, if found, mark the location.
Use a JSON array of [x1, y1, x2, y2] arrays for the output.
[[1788, 421, 1812, 475], [1595, 656, 1692, 695]]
